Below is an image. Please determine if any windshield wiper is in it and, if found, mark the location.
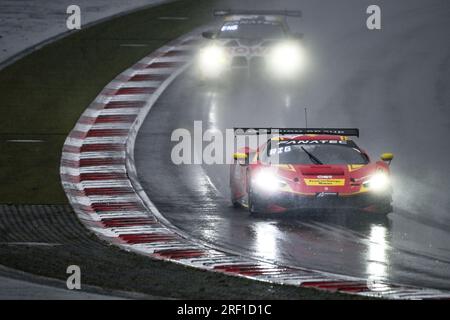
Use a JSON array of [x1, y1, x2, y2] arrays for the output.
[[301, 147, 323, 165]]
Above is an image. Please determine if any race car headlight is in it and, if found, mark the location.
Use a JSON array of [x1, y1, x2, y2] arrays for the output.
[[252, 170, 286, 193], [267, 41, 306, 78], [198, 45, 228, 78], [363, 172, 391, 192]]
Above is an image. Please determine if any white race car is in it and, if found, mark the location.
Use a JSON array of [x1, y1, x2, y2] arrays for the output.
[[197, 10, 306, 81]]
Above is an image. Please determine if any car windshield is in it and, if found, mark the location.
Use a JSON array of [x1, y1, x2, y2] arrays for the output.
[[218, 21, 285, 39], [262, 143, 369, 165]]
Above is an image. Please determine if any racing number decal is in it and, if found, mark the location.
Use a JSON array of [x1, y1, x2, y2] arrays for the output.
[[269, 146, 291, 155]]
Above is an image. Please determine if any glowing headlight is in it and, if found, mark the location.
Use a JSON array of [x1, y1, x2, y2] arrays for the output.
[[198, 45, 228, 78], [267, 41, 306, 78], [363, 172, 390, 192], [252, 170, 286, 193]]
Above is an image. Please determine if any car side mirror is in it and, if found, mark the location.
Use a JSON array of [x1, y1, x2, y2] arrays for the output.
[[233, 152, 249, 165], [202, 31, 216, 39], [380, 153, 394, 164]]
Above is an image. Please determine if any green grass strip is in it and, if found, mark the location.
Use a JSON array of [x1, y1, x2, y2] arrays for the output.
[[0, 0, 217, 204]]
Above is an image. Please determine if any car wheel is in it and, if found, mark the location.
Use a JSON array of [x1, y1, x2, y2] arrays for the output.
[[249, 201, 260, 215], [231, 196, 241, 208], [248, 186, 264, 215], [374, 201, 393, 215]]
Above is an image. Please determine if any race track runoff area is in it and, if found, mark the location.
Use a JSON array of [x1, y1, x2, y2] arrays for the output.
[[1, 0, 450, 300]]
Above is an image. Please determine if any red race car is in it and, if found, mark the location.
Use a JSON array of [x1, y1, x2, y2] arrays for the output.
[[230, 128, 394, 215]]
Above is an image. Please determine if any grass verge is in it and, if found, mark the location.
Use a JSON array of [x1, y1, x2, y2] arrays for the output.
[[0, 0, 215, 203]]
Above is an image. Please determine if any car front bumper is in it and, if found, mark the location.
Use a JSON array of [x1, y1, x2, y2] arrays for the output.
[[256, 190, 393, 212]]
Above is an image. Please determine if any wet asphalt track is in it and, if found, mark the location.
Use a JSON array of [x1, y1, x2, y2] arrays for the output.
[[135, 0, 450, 290]]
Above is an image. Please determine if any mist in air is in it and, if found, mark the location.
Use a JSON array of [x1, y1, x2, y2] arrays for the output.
[[205, 0, 450, 224]]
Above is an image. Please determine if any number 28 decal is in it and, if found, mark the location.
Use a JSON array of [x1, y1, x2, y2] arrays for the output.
[[269, 146, 291, 155]]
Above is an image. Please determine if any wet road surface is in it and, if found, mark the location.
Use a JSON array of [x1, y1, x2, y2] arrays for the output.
[[135, 0, 450, 290]]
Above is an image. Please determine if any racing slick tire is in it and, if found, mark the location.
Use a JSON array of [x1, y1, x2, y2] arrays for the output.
[[248, 186, 266, 215], [373, 201, 393, 216], [368, 194, 393, 215], [231, 196, 242, 208]]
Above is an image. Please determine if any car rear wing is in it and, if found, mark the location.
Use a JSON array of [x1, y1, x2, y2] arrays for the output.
[[214, 9, 302, 18], [234, 128, 360, 137]]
